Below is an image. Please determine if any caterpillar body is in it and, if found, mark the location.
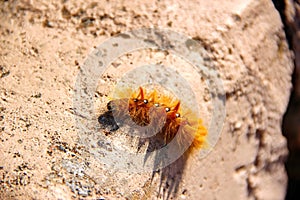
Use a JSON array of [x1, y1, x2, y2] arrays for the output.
[[102, 86, 208, 154]]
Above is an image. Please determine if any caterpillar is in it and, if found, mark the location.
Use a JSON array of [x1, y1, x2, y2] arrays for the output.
[[100, 86, 208, 154]]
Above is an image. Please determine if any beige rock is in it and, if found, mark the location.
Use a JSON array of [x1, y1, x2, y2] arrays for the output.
[[0, 0, 293, 199]]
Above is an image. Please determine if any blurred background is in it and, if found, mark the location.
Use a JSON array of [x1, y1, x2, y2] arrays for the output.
[[273, 0, 300, 199]]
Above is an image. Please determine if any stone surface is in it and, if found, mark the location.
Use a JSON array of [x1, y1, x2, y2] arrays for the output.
[[0, 0, 293, 199]]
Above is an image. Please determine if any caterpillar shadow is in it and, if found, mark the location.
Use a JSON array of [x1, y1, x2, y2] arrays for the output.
[[98, 111, 188, 199]]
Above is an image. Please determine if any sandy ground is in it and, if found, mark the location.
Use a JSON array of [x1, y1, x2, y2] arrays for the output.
[[0, 0, 295, 199]]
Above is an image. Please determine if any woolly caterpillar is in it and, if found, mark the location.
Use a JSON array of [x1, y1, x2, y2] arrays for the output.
[[101, 86, 208, 154]]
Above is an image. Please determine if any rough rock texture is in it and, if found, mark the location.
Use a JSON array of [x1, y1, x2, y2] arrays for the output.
[[0, 0, 293, 200]]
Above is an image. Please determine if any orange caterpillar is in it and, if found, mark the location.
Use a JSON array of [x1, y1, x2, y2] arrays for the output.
[[104, 86, 208, 153]]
